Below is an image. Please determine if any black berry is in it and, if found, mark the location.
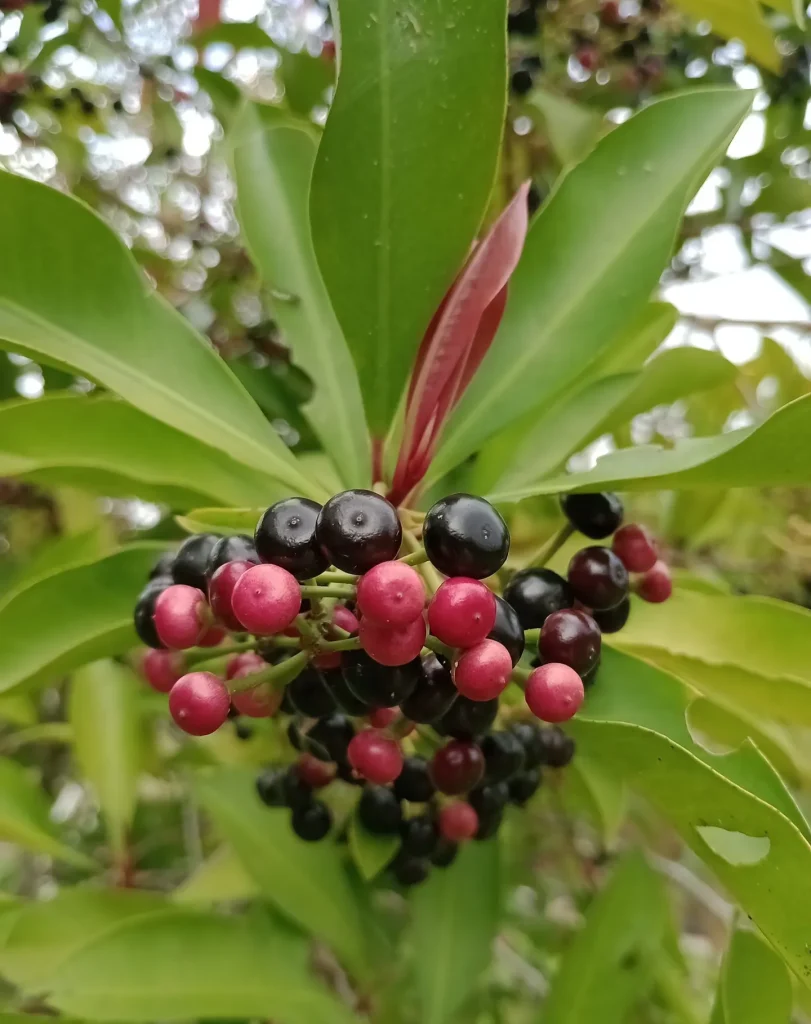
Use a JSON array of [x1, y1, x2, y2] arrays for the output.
[[539, 609, 601, 676], [172, 534, 219, 592], [487, 596, 525, 667], [282, 768, 314, 811], [423, 494, 509, 579], [582, 660, 600, 687], [561, 492, 624, 540], [400, 814, 438, 857], [399, 654, 457, 724], [255, 498, 328, 580], [322, 667, 371, 716], [431, 838, 459, 868], [509, 768, 542, 806], [568, 546, 629, 611], [291, 801, 332, 841], [508, 5, 538, 35], [542, 727, 576, 768], [503, 568, 573, 630], [235, 722, 253, 741], [474, 803, 504, 840], [133, 577, 172, 649], [256, 768, 286, 807], [592, 597, 630, 634], [149, 551, 176, 580], [342, 650, 421, 709], [510, 68, 534, 95], [392, 853, 430, 887], [308, 713, 355, 763], [481, 731, 526, 784], [287, 667, 337, 718], [469, 781, 510, 818], [439, 696, 499, 739], [206, 535, 257, 577], [394, 756, 437, 803], [316, 490, 402, 575], [358, 786, 403, 834], [511, 721, 546, 770]]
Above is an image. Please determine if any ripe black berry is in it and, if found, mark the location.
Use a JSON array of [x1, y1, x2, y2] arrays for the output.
[[255, 498, 328, 580], [256, 768, 286, 807], [542, 727, 576, 768], [510, 68, 534, 96], [423, 494, 510, 579], [342, 650, 421, 709], [488, 596, 525, 667], [592, 597, 631, 634], [503, 568, 573, 630], [469, 781, 510, 818], [322, 668, 371, 716], [568, 546, 629, 611], [509, 768, 542, 806], [172, 534, 219, 592], [206, 534, 257, 577], [561, 492, 624, 540], [508, 5, 538, 36], [358, 786, 403, 835], [133, 578, 172, 649], [308, 713, 355, 763], [582, 661, 600, 687], [439, 696, 499, 739], [394, 756, 437, 803], [291, 801, 332, 841], [511, 721, 546, 770], [539, 609, 601, 676], [431, 838, 458, 868], [481, 731, 526, 784], [400, 814, 438, 857], [399, 654, 457, 724], [149, 551, 176, 580], [392, 853, 430, 887], [282, 767, 314, 811], [287, 667, 337, 718], [474, 803, 504, 840], [235, 722, 253, 741], [316, 490, 402, 575]]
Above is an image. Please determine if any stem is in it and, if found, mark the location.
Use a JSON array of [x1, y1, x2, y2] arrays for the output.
[[525, 523, 574, 569], [523, 628, 540, 646], [185, 639, 259, 666], [299, 584, 356, 600], [226, 650, 308, 694], [414, 724, 442, 751], [320, 637, 362, 653], [295, 613, 322, 644], [399, 547, 428, 566], [423, 636, 454, 659], [404, 529, 443, 594], [314, 570, 358, 585], [510, 665, 531, 689]]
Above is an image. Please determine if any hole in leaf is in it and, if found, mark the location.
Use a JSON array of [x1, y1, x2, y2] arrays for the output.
[[685, 699, 738, 755], [695, 826, 770, 866]]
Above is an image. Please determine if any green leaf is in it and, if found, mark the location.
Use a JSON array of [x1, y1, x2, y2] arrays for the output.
[[409, 839, 501, 1024], [0, 759, 92, 868], [0, 393, 276, 507], [194, 68, 241, 126], [7, 527, 112, 596], [69, 660, 142, 857], [310, 0, 508, 434], [566, 753, 627, 847], [195, 767, 368, 976], [492, 394, 811, 502], [173, 845, 259, 904], [280, 50, 334, 116], [177, 508, 262, 535], [715, 930, 792, 1024], [348, 813, 398, 881], [528, 89, 604, 166], [431, 88, 753, 482], [232, 104, 370, 488], [669, 0, 779, 71], [0, 172, 323, 500], [543, 853, 668, 1024], [0, 545, 161, 694]]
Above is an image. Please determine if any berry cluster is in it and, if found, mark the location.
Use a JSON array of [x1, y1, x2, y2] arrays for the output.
[[133, 488, 669, 885]]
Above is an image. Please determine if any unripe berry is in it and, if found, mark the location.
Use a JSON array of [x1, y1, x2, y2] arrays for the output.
[[347, 730, 403, 784], [427, 577, 497, 648], [525, 664, 584, 723], [359, 615, 427, 667], [153, 584, 211, 650], [296, 752, 336, 789], [230, 563, 301, 635], [438, 802, 479, 842], [636, 560, 673, 603], [612, 524, 657, 573], [357, 561, 426, 627], [453, 639, 512, 702], [141, 649, 185, 693], [539, 609, 601, 676], [209, 560, 254, 631], [169, 672, 230, 735], [431, 740, 485, 795]]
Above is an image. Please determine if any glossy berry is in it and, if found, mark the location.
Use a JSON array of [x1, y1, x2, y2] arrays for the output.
[[400, 654, 457, 724], [454, 639, 512, 702], [488, 595, 525, 667], [168, 672, 230, 736], [142, 649, 184, 693], [368, 707, 398, 729], [539, 609, 601, 676], [440, 696, 499, 739], [423, 494, 510, 579], [316, 490, 402, 575], [291, 801, 332, 842], [206, 535, 257, 577], [394, 756, 436, 803], [230, 563, 301, 635], [582, 660, 600, 688], [428, 577, 496, 648], [392, 854, 429, 887], [439, 802, 479, 842], [149, 551, 176, 580], [359, 615, 427, 667], [525, 664, 584, 723], [511, 721, 546, 770], [592, 597, 630, 634], [154, 584, 212, 650], [469, 781, 510, 818], [225, 652, 265, 680], [296, 752, 336, 789], [134, 578, 173, 649], [358, 786, 403, 835], [287, 667, 337, 718], [431, 740, 485, 795], [541, 727, 576, 768], [333, 604, 360, 635], [568, 546, 629, 611], [612, 524, 657, 573], [322, 667, 371, 715], [400, 814, 438, 857], [254, 498, 328, 580], [357, 561, 425, 627], [171, 533, 219, 592], [431, 838, 459, 868], [347, 730, 403, 785], [342, 650, 422, 708], [481, 731, 525, 784], [561, 492, 623, 540], [474, 803, 504, 840], [503, 568, 573, 630], [256, 768, 287, 807], [308, 713, 355, 763], [231, 680, 280, 718], [208, 560, 253, 631], [282, 768, 314, 811], [637, 560, 673, 604], [509, 767, 542, 806]]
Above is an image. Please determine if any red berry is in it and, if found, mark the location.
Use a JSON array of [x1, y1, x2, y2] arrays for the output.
[[359, 615, 427, 667], [357, 561, 426, 627], [427, 578, 497, 648], [525, 664, 584, 723], [333, 605, 360, 635], [296, 752, 336, 789], [230, 564, 301, 635], [368, 707, 398, 729], [225, 652, 266, 679], [577, 44, 600, 71], [197, 624, 227, 647], [209, 560, 254, 631], [168, 671, 230, 735], [438, 802, 479, 842], [539, 609, 601, 676], [612, 524, 657, 574], [636, 560, 673, 604], [347, 730, 403, 784], [141, 649, 185, 693], [153, 584, 211, 649], [231, 682, 281, 717], [453, 639, 512, 702], [431, 740, 485, 795], [599, 0, 623, 26]]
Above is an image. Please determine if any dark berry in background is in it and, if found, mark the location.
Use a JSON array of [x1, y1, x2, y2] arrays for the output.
[[316, 489, 402, 575], [291, 801, 332, 842], [542, 727, 576, 768], [400, 653, 457, 724], [503, 568, 573, 630], [287, 666, 337, 718], [561, 492, 624, 540], [400, 814, 438, 857], [358, 786, 403, 835], [474, 803, 504, 840], [431, 740, 485, 795], [149, 550, 176, 580], [431, 838, 458, 869], [322, 667, 371, 716], [488, 595, 525, 667], [392, 853, 430, 887], [423, 493, 510, 579], [255, 498, 328, 580], [568, 546, 629, 611], [256, 768, 287, 807], [206, 534, 258, 577], [439, 696, 499, 739], [171, 534, 219, 592], [134, 578, 172, 649], [309, 713, 355, 763], [469, 781, 510, 818], [394, 756, 437, 803], [592, 597, 631, 634], [511, 721, 547, 771], [342, 650, 421, 708], [481, 731, 526, 784], [509, 767, 542, 806]]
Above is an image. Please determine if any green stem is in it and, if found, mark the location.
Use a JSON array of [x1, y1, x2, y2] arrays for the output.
[[320, 637, 362, 653], [299, 584, 356, 600], [510, 665, 531, 689], [227, 650, 308, 694], [523, 628, 540, 646], [414, 724, 442, 751], [314, 570, 358, 585], [525, 523, 574, 569], [404, 530, 443, 594], [0, 722, 72, 753], [185, 639, 259, 666], [424, 636, 454, 659], [399, 547, 429, 566]]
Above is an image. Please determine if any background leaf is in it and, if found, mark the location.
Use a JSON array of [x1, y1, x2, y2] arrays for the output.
[[715, 929, 792, 1024], [669, 0, 779, 71], [527, 89, 604, 166], [348, 813, 398, 881], [176, 508, 263, 535], [172, 846, 259, 905]]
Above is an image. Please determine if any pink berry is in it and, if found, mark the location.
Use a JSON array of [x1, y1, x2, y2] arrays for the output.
[[357, 561, 426, 627], [438, 802, 479, 842], [525, 664, 584, 723], [153, 584, 211, 650], [296, 753, 336, 789], [209, 560, 254, 631], [612, 524, 657, 574], [141, 649, 185, 693], [333, 605, 360, 635], [453, 639, 512, 702], [636, 560, 673, 604], [225, 652, 266, 679], [431, 740, 485, 795], [347, 729, 403, 784], [427, 578, 497, 648], [359, 615, 427, 667], [368, 707, 398, 729], [231, 683, 280, 717], [197, 624, 227, 648], [230, 564, 301, 635], [168, 671, 230, 735]]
